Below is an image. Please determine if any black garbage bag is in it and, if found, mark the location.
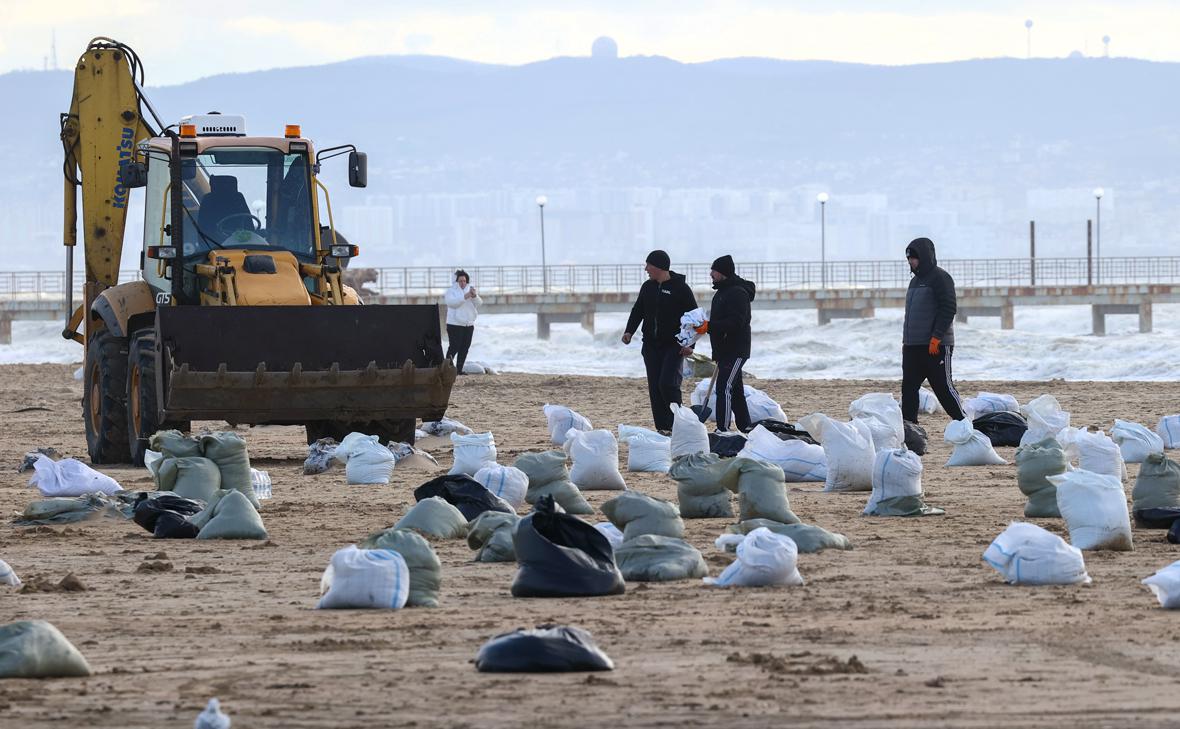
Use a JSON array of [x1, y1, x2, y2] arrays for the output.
[[709, 432, 747, 458], [511, 496, 625, 598], [749, 419, 817, 445], [414, 474, 514, 521], [973, 411, 1028, 448], [1170, 519, 1180, 545], [904, 421, 929, 456], [475, 624, 614, 672], [132, 493, 204, 534], [152, 511, 200, 539], [1135, 508, 1180, 530]]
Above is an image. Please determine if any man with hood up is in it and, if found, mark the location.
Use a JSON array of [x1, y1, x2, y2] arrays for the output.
[[902, 237, 966, 424], [623, 250, 699, 432], [707, 255, 756, 432]]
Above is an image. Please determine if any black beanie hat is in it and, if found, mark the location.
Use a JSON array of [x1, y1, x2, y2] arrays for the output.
[[711, 254, 735, 278], [645, 249, 671, 271]]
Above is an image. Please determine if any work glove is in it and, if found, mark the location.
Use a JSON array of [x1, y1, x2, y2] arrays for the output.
[[928, 337, 941, 356], [695, 321, 709, 334]]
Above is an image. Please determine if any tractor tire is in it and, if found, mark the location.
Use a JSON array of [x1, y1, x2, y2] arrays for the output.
[[126, 328, 190, 466], [305, 418, 416, 446], [83, 329, 131, 464]]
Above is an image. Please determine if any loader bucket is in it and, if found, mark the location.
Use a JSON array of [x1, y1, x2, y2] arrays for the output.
[[154, 305, 455, 424]]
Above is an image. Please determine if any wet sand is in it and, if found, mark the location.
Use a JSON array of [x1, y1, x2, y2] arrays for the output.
[[2, 365, 1180, 728]]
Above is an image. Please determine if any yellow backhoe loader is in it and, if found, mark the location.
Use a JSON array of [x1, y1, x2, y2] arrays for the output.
[[61, 38, 455, 464]]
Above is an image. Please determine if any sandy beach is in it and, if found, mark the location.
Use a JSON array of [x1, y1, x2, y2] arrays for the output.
[[2, 364, 1180, 728]]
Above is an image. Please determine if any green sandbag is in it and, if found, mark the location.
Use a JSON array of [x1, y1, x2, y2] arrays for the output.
[[600, 491, 684, 541], [396, 496, 469, 539], [467, 511, 519, 562], [1016, 437, 1067, 518], [150, 429, 202, 459], [515, 451, 570, 489], [730, 457, 800, 524], [1133, 452, 1180, 511], [726, 519, 854, 553], [669, 452, 737, 518], [0, 620, 92, 678], [515, 451, 593, 514], [195, 490, 268, 540], [200, 432, 257, 507], [15, 494, 117, 525], [865, 494, 945, 517], [614, 535, 707, 582], [359, 528, 442, 607], [156, 457, 221, 503]]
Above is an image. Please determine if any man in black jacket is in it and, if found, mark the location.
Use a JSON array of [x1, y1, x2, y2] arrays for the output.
[[623, 250, 699, 432], [708, 255, 756, 432], [902, 237, 966, 424]]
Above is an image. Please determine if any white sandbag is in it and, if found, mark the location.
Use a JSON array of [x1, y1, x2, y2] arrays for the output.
[[690, 379, 787, 423], [543, 404, 592, 446], [965, 392, 1019, 416], [1111, 419, 1165, 464], [316, 545, 410, 610], [0, 559, 20, 588], [28, 455, 122, 497], [797, 413, 875, 492], [618, 424, 661, 441], [736, 425, 827, 483], [335, 432, 396, 485], [473, 464, 529, 508], [1157, 415, 1180, 449], [982, 522, 1091, 585], [195, 698, 230, 729], [567, 429, 626, 490], [420, 417, 473, 436], [1143, 560, 1180, 609], [918, 387, 940, 414], [670, 403, 710, 458], [1062, 428, 1126, 481], [1020, 394, 1070, 446], [865, 448, 923, 515], [704, 527, 803, 587], [1049, 469, 1133, 551], [623, 433, 672, 473], [849, 392, 904, 451], [448, 431, 497, 476], [944, 418, 1007, 466], [594, 522, 625, 549]]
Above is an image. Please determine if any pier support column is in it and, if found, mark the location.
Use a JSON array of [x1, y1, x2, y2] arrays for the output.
[[581, 309, 595, 334], [1000, 301, 1015, 330], [817, 305, 875, 326], [955, 311, 968, 324], [1091, 306, 1106, 336], [536, 314, 551, 340], [1139, 302, 1153, 333], [0, 313, 10, 345]]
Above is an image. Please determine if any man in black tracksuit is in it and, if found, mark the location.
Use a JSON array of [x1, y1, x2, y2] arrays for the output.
[[901, 237, 966, 424], [623, 250, 699, 432], [707, 255, 756, 432]]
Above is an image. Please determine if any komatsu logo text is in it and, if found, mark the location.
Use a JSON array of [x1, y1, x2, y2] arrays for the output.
[[112, 126, 134, 209]]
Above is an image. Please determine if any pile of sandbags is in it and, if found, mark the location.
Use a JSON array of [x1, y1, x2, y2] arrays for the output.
[[705, 528, 803, 587], [566, 429, 627, 491], [1015, 438, 1067, 518], [735, 425, 826, 483], [473, 464, 529, 509], [448, 432, 497, 476], [467, 511, 521, 562], [1049, 469, 1133, 551], [316, 545, 410, 610], [151, 430, 258, 506], [670, 404, 709, 458], [864, 448, 943, 516], [514, 451, 592, 514], [359, 527, 443, 607], [944, 419, 1006, 466], [618, 425, 672, 473], [602, 492, 706, 582], [982, 522, 1091, 585], [797, 413, 875, 492], [544, 404, 592, 446], [669, 452, 736, 518]]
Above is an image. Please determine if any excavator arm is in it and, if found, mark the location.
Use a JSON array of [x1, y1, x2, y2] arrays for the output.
[[61, 38, 160, 342]]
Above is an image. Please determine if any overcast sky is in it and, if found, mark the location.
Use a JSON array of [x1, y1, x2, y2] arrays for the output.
[[1, 0, 1174, 84]]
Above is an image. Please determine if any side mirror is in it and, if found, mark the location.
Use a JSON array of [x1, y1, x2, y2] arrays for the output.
[[348, 151, 367, 188], [121, 161, 147, 189]]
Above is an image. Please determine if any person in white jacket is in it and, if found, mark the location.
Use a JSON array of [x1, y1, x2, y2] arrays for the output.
[[443, 269, 481, 374]]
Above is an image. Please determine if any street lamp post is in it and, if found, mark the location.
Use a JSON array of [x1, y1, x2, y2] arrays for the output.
[[1093, 187, 1104, 284], [817, 192, 829, 289], [536, 195, 548, 293]]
